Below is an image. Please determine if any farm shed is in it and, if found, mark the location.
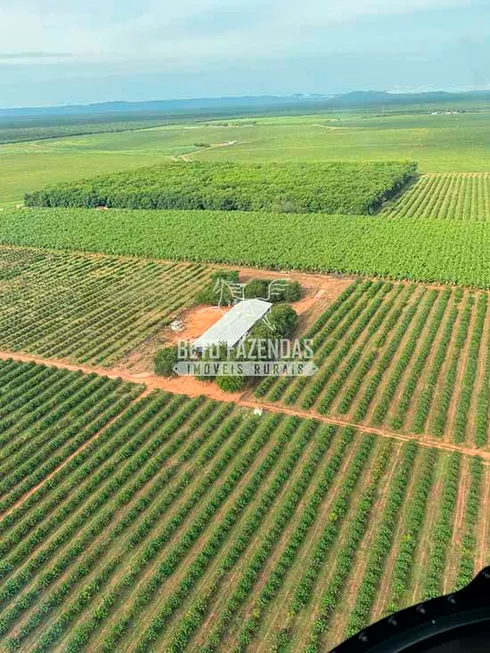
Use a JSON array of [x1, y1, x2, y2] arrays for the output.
[[194, 299, 272, 351]]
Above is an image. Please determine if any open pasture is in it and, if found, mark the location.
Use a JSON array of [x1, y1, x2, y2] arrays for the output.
[[2, 109, 490, 206], [0, 119, 170, 146], [0, 359, 488, 652], [0, 247, 211, 366]]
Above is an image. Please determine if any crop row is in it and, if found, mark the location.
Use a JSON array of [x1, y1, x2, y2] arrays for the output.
[[0, 400, 232, 643], [261, 280, 382, 406], [260, 282, 490, 448], [58, 414, 279, 653], [385, 173, 490, 221], [345, 442, 419, 637], [1, 207, 490, 287], [385, 449, 438, 614], [0, 360, 484, 652], [2, 403, 248, 650], [0, 247, 210, 365], [422, 452, 461, 600], [456, 457, 484, 589], [135, 419, 323, 653], [203, 424, 347, 652], [303, 440, 394, 651]]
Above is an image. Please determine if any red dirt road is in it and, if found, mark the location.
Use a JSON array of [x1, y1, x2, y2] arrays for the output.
[[2, 350, 489, 462]]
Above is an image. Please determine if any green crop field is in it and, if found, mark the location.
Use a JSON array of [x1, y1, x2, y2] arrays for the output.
[[0, 206, 488, 288], [0, 359, 487, 652], [0, 247, 210, 366], [2, 99, 490, 653], [256, 280, 490, 449], [2, 108, 490, 206], [24, 161, 416, 215], [384, 172, 490, 220]]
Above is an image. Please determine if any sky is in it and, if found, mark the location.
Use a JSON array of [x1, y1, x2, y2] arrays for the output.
[[0, 0, 489, 107]]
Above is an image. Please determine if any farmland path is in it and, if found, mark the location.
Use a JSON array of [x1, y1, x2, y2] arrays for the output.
[[1, 350, 489, 463], [172, 139, 241, 162]]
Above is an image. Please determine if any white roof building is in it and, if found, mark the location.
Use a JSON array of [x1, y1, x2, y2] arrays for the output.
[[194, 299, 272, 351]]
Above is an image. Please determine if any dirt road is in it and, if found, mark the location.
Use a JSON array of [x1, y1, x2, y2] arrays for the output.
[[2, 350, 489, 462]]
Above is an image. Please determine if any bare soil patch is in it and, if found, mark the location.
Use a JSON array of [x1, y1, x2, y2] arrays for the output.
[[110, 270, 347, 377], [168, 305, 231, 342]]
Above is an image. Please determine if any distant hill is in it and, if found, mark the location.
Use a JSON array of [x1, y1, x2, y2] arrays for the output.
[[326, 89, 490, 108], [2, 90, 490, 123], [0, 95, 333, 120]]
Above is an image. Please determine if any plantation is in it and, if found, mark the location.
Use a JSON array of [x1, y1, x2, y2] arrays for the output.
[[3, 108, 490, 209], [384, 172, 490, 221], [0, 207, 489, 288], [256, 280, 490, 448], [2, 103, 490, 652], [0, 358, 487, 652], [0, 247, 212, 366], [24, 161, 417, 214], [0, 360, 488, 651]]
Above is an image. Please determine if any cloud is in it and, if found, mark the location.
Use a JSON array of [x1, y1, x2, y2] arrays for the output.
[[0, 0, 474, 66], [289, 0, 472, 25], [0, 0, 485, 107], [0, 52, 73, 60]]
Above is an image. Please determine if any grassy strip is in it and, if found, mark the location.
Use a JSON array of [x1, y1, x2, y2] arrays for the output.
[[384, 449, 438, 615], [456, 457, 484, 589], [422, 452, 461, 600], [304, 440, 394, 652], [452, 293, 488, 443], [344, 442, 419, 637]]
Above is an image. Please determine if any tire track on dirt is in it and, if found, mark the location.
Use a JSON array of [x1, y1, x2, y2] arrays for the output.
[[1, 351, 490, 463]]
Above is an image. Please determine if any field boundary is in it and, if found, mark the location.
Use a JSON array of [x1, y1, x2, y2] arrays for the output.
[[1, 350, 488, 462], [0, 243, 474, 295]]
